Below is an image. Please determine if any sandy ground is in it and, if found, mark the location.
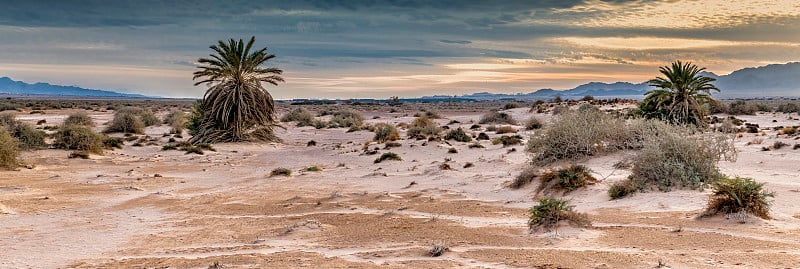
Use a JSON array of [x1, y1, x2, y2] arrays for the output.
[[1, 105, 800, 268]]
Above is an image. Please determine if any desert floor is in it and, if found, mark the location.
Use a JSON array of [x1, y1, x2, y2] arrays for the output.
[[1, 103, 800, 269]]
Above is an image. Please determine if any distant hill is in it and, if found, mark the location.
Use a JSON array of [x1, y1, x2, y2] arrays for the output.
[[425, 62, 800, 101], [0, 77, 150, 98]]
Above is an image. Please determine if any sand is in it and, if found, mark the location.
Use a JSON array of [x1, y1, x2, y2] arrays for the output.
[[1, 105, 800, 268]]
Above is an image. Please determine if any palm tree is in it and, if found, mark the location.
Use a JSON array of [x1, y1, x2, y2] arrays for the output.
[[190, 36, 284, 144], [641, 61, 719, 125]]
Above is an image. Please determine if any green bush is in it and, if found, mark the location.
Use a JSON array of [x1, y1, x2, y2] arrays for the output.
[[373, 123, 400, 142], [444, 127, 471, 142], [105, 112, 145, 134], [528, 198, 590, 231], [479, 111, 516, 125], [374, 152, 402, 163], [281, 107, 315, 127], [329, 109, 364, 128], [64, 111, 95, 126], [140, 110, 160, 127], [608, 180, 639, 200], [407, 117, 442, 139], [163, 111, 187, 134], [186, 100, 203, 136], [53, 124, 104, 154], [12, 123, 46, 150], [0, 128, 19, 169], [703, 176, 773, 220]]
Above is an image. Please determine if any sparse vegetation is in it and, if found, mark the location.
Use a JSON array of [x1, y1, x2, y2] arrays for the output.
[[525, 117, 543, 130], [373, 123, 400, 142], [163, 111, 187, 134], [270, 167, 292, 177], [702, 176, 773, 220], [494, 125, 517, 134], [479, 111, 516, 125], [492, 135, 522, 147], [444, 127, 471, 142], [535, 164, 597, 196], [510, 166, 538, 189], [64, 111, 94, 126], [528, 198, 590, 231], [281, 107, 315, 127], [608, 180, 639, 199], [54, 124, 104, 154], [0, 128, 19, 169], [105, 111, 145, 134], [374, 152, 402, 163], [305, 165, 322, 172], [527, 109, 625, 165], [407, 117, 442, 139]]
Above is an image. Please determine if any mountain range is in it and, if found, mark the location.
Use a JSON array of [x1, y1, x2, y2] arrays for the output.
[[0, 77, 149, 98], [429, 62, 800, 101], [1, 62, 798, 100]]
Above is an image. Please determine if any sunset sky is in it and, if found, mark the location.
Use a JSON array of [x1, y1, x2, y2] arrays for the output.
[[0, 0, 798, 99]]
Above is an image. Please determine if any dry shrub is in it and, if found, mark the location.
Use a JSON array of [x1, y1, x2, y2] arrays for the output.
[[0, 128, 19, 169], [702, 176, 773, 220], [503, 102, 521, 110], [628, 127, 735, 192], [608, 180, 640, 199], [414, 110, 442, 119], [527, 109, 626, 165], [528, 198, 590, 231], [163, 111, 187, 134], [492, 135, 523, 147], [727, 100, 756, 115], [280, 107, 315, 127], [64, 111, 94, 126], [374, 152, 402, 163], [328, 109, 364, 128], [105, 111, 145, 134], [373, 123, 400, 142], [270, 167, 292, 177], [140, 110, 160, 127], [525, 117, 543, 130], [12, 123, 46, 150], [407, 116, 441, 139], [494, 125, 517, 134], [536, 164, 597, 195], [782, 126, 797, 136], [0, 111, 16, 127], [510, 166, 538, 189], [444, 127, 471, 142], [54, 124, 104, 154], [479, 111, 516, 125]]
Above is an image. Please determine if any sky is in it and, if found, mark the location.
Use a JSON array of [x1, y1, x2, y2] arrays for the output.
[[0, 0, 798, 99]]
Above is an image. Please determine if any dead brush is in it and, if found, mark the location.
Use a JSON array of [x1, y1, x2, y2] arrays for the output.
[[510, 166, 538, 189], [429, 242, 448, 257]]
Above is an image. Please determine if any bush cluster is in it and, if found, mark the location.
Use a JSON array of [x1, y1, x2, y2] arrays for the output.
[[407, 117, 442, 139], [280, 107, 315, 127], [528, 198, 590, 231], [373, 123, 400, 142], [444, 127, 471, 142], [479, 111, 516, 125]]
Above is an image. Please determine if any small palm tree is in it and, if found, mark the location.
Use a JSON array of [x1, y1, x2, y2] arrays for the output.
[[190, 36, 284, 144], [641, 61, 719, 125]]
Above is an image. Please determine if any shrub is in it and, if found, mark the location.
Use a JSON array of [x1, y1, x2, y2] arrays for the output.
[[68, 151, 90, 159], [53, 124, 104, 154], [754, 103, 772, 112], [468, 142, 484, 149], [527, 109, 625, 165], [702, 176, 773, 220], [608, 180, 639, 200], [407, 117, 442, 139], [628, 127, 735, 192], [329, 109, 364, 128], [781, 126, 797, 135], [777, 102, 800, 113], [510, 166, 538, 189], [281, 107, 315, 127], [444, 128, 471, 142], [270, 167, 292, 177], [163, 111, 187, 134], [727, 100, 756, 115], [492, 135, 523, 147], [528, 198, 590, 231], [536, 164, 597, 194], [476, 132, 490, 140], [105, 111, 145, 134], [447, 147, 458, 153], [64, 111, 95, 126], [373, 123, 400, 142], [429, 243, 448, 257], [503, 102, 521, 110], [494, 126, 517, 134], [305, 165, 322, 172], [0, 112, 16, 127], [414, 110, 442, 119], [374, 152, 402, 163], [140, 110, 160, 127], [12, 123, 47, 150], [479, 111, 516, 125], [186, 100, 203, 136], [525, 117, 543, 130], [773, 141, 789, 150], [0, 129, 19, 169]]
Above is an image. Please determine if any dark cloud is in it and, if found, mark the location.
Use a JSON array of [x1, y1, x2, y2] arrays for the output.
[[439, 40, 472, 44]]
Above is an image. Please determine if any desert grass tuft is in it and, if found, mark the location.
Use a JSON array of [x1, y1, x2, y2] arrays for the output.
[[374, 152, 402, 163], [510, 166, 538, 189], [701, 176, 773, 220], [373, 123, 400, 142], [407, 116, 442, 139], [536, 164, 597, 195], [270, 167, 292, 177], [444, 127, 471, 142], [528, 198, 590, 231]]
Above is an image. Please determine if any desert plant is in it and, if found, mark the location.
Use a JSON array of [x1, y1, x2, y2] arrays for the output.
[[190, 36, 284, 144], [640, 61, 719, 125], [53, 124, 104, 154], [407, 116, 442, 139], [444, 127, 471, 142], [777, 102, 800, 113], [510, 166, 538, 189], [608, 180, 640, 199], [374, 152, 402, 163], [163, 111, 187, 134], [702, 176, 773, 220], [186, 100, 203, 135], [503, 102, 521, 110], [0, 128, 18, 169], [373, 123, 400, 142], [270, 167, 292, 177], [537, 164, 597, 194], [328, 109, 364, 128], [727, 100, 756, 115], [12, 123, 47, 150], [305, 165, 322, 172], [64, 111, 95, 126], [429, 242, 448, 257], [494, 126, 517, 134], [781, 126, 797, 135], [527, 109, 625, 165], [479, 111, 516, 125], [140, 110, 160, 127], [468, 142, 484, 149], [281, 107, 315, 127], [447, 147, 458, 153], [492, 135, 523, 147], [528, 198, 590, 231], [525, 117, 543, 130], [105, 111, 145, 134]]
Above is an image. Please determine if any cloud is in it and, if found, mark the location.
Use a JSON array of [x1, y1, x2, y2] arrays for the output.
[[439, 39, 472, 44]]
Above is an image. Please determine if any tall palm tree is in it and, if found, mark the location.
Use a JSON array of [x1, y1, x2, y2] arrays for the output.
[[190, 36, 284, 144], [642, 61, 719, 125]]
